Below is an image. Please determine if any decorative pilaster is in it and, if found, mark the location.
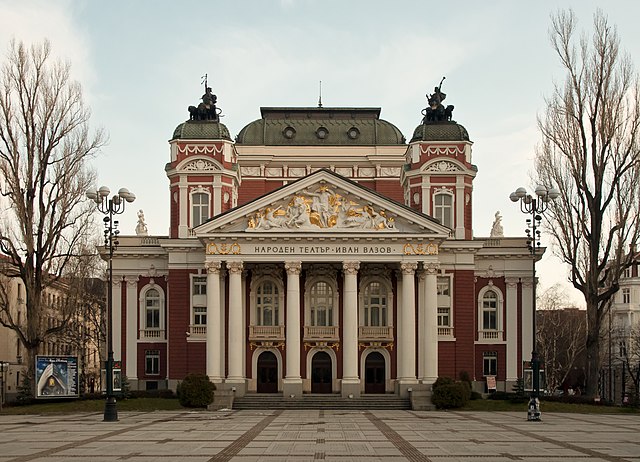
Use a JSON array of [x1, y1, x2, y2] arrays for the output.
[[125, 276, 139, 382], [505, 277, 519, 383], [226, 261, 245, 392], [342, 261, 360, 397], [398, 262, 418, 387], [206, 261, 222, 382], [112, 278, 123, 361], [284, 261, 302, 396], [422, 262, 439, 384]]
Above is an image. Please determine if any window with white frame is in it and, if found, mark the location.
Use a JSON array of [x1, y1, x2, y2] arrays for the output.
[[191, 192, 209, 228], [193, 276, 206, 295], [622, 288, 631, 304], [433, 192, 453, 228], [437, 276, 451, 329], [363, 281, 388, 326], [256, 280, 279, 326], [193, 306, 207, 326], [482, 290, 498, 330], [623, 267, 632, 279], [145, 288, 161, 329], [145, 350, 160, 375], [483, 351, 497, 376], [310, 281, 333, 326]]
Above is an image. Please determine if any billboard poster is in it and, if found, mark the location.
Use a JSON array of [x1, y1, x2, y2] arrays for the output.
[[101, 360, 122, 393], [35, 355, 79, 399]]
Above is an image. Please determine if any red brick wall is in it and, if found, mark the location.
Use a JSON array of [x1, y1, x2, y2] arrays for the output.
[[238, 179, 266, 206], [167, 269, 193, 379], [137, 343, 168, 380], [452, 270, 476, 379], [374, 180, 404, 203]]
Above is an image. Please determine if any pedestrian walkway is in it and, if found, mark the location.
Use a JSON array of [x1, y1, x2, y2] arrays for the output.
[[1, 409, 639, 461]]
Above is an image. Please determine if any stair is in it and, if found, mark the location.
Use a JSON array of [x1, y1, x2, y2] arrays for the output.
[[232, 394, 412, 410]]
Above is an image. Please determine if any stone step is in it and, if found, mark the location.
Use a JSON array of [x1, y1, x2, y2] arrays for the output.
[[232, 394, 412, 410]]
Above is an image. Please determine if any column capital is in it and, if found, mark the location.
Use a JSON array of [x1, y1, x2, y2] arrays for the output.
[[205, 261, 222, 274], [124, 275, 139, 286], [227, 261, 244, 274], [342, 261, 360, 275], [285, 261, 302, 275], [422, 262, 440, 275], [401, 262, 418, 275], [505, 277, 519, 288]]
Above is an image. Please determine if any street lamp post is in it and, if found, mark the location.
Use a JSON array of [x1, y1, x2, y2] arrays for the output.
[[510, 185, 559, 421], [86, 186, 135, 422]]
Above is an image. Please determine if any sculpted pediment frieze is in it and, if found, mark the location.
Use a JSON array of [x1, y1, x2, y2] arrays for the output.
[[247, 185, 396, 232]]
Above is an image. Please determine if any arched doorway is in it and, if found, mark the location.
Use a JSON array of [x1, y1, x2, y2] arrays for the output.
[[311, 351, 332, 393], [257, 351, 278, 393], [364, 351, 386, 394]]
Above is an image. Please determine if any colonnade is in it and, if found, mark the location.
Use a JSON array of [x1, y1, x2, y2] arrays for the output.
[[204, 258, 439, 397]]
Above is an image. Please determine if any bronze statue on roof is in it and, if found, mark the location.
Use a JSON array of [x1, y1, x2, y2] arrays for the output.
[[188, 74, 222, 121], [422, 77, 454, 123]]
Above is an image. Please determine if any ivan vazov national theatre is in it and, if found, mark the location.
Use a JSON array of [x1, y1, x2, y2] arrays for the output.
[[111, 80, 536, 408]]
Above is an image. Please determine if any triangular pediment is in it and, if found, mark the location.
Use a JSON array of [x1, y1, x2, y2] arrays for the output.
[[195, 169, 450, 236]]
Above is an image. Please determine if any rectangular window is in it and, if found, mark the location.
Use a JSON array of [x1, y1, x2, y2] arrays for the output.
[[622, 288, 630, 304], [623, 266, 631, 278], [145, 350, 160, 375], [483, 351, 497, 376], [193, 306, 207, 325], [193, 276, 207, 295], [437, 307, 450, 327]]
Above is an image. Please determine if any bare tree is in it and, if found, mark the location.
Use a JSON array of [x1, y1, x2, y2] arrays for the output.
[[534, 9, 640, 397], [0, 40, 103, 388], [537, 284, 586, 393]]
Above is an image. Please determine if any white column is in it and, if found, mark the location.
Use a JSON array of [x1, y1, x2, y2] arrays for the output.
[[112, 278, 122, 361], [283, 261, 302, 396], [423, 262, 439, 384], [398, 262, 418, 383], [125, 276, 139, 381], [455, 178, 465, 239], [178, 180, 188, 238], [226, 261, 244, 385], [206, 261, 222, 382], [417, 271, 426, 381], [521, 277, 534, 366], [505, 278, 519, 382], [342, 261, 360, 397]]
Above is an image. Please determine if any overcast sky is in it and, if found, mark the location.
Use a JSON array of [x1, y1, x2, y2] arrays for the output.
[[2, 0, 639, 306]]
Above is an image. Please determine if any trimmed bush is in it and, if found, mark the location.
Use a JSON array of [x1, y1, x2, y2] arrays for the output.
[[431, 376, 469, 409], [176, 373, 216, 407]]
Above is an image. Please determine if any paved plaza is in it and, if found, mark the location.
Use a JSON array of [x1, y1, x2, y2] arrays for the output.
[[0, 409, 639, 461]]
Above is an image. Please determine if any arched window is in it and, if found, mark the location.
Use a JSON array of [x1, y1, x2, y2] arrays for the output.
[[191, 192, 209, 228], [256, 280, 279, 326], [482, 290, 498, 330], [363, 281, 388, 326], [310, 281, 333, 326], [145, 288, 161, 329], [433, 192, 453, 228]]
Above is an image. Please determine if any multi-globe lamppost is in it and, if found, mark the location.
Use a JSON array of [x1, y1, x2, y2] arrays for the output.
[[86, 186, 135, 422], [510, 185, 559, 420]]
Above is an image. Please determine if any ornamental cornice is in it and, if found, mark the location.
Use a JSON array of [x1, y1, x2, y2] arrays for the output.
[[177, 144, 224, 156]]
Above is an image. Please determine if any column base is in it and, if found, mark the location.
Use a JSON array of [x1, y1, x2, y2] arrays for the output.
[[282, 378, 303, 398], [395, 379, 419, 398], [341, 379, 361, 398], [221, 379, 246, 397]]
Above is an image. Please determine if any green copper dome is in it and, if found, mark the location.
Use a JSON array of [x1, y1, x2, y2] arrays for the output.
[[410, 121, 470, 142], [172, 120, 232, 141], [236, 107, 406, 146]]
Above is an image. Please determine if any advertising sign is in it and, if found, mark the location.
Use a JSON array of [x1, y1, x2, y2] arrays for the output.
[[35, 355, 79, 399], [101, 360, 122, 393]]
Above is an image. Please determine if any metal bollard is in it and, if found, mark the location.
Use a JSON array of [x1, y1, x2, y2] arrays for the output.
[[527, 397, 541, 421]]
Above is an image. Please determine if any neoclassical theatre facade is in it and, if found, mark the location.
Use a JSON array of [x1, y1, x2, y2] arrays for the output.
[[111, 90, 535, 401]]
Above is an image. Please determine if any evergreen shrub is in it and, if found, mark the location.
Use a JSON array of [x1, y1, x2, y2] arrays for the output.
[[431, 376, 469, 409], [176, 373, 216, 407]]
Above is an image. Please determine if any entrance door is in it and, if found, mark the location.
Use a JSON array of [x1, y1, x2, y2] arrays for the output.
[[365, 352, 386, 394], [311, 351, 332, 393], [257, 351, 278, 393]]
